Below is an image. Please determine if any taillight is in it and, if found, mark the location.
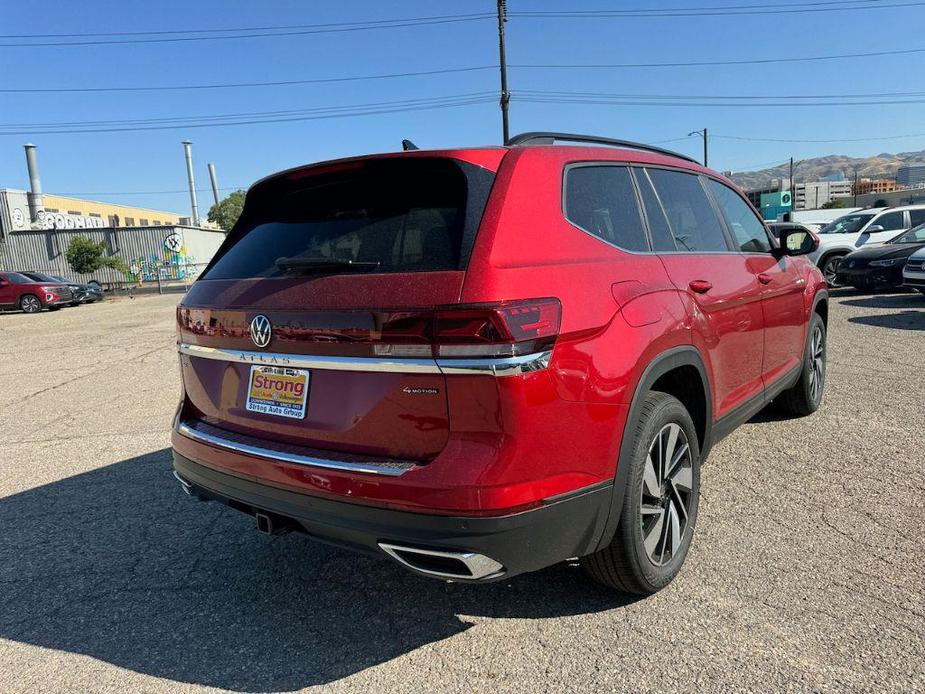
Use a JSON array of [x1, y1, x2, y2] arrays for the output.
[[434, 299, 561, 357], [372, 298, 562, 359]]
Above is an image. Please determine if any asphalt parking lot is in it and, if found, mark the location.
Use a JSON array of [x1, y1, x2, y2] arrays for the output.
[[0, 292, 922, 693]]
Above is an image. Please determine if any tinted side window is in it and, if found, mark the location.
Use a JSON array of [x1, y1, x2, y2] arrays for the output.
[[635, 169, 677, 251], [565, 166, 649, 252], [909, 209, 925, 227], [874, 211, 905, 232], [707, 179, 771, 253], [646, 169, 730, 252]]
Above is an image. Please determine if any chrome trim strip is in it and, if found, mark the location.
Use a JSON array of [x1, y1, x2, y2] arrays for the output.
[[378, 542, 505, 580], [178, 343, 552, 377], [178, 342, 441, 374], [175, 421, 413, 477], [437, 350, 553, 376]]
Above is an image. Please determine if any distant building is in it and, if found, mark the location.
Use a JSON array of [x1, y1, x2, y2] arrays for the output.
[[852, 187, 925, 209], [853, 178, 898, 196], [896, 164, 925, 187], [794, 180, 852, 210], [0, 188, 190, 236], [745, 178, 789, 209]]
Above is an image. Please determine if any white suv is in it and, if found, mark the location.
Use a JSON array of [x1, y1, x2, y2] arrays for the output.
[[810, 205, 925, 284]]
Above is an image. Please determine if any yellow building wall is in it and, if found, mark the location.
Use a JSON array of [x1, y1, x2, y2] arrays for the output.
[[42, 194, 185, 226]]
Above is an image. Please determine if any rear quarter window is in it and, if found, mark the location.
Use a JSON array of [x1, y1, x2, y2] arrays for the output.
[[564, 165, 649, 252], [203, 158, 494, 280]]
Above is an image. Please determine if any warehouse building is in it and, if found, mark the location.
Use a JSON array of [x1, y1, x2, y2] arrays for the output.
[[0, 145, 226, 285]]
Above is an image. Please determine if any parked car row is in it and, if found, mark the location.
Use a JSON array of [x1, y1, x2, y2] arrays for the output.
[[0, 271, 102, 313], [770, 205, 925, 292]]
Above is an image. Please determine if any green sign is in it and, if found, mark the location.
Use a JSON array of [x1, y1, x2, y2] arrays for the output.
[[760, 191, 792, 210]]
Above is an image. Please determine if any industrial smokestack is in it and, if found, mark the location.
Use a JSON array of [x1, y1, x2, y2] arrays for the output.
[[181, 140, 200, 226], [207, 163, 220, 206], [23, 143, 45, 223]]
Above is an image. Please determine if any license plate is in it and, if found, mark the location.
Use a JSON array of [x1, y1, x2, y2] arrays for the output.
[[245, 365, 310, 420]]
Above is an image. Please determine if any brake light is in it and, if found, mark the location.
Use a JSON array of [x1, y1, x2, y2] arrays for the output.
[[433, 299, 561, 357]]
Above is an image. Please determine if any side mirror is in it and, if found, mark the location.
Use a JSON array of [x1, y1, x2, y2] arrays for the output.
[[777, 228, 818, 257], [866, 225, 884, 233], [0, 279, 8, 287]]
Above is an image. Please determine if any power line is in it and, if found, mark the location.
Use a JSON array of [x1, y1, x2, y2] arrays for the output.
[[9, 44, 923, 96], [0, 66, 495, 94], [0, 93, 496, 135], [511, 0, 925, 18], [510, 45, 925, 70], [714, 132, 925, 143], [515, 94, 925, 107], [0, 92, 496, 129], [0, 13, 494, 47], [54, 186, 245, 196], [517, 88, 925, 100]]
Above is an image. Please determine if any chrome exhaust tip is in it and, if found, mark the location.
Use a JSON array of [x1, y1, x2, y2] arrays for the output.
[[378, 542, 504, 581]]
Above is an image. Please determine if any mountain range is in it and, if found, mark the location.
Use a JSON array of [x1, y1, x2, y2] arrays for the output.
[[728, 148, 925, 191]]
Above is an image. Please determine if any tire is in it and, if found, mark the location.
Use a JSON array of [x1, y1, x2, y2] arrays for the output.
[[19, 294, 42, 314], [820, 254, 845, 287], [776, 313, 826, 417], [581, 391, 701, 595]]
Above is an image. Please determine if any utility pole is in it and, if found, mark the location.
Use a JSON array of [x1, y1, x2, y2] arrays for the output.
[[689, 128, 708, 167], [181, 140, 200, 227], [853, 166, 860, 207], [496, 0, 510, 145], [789, 156, 795, 220]]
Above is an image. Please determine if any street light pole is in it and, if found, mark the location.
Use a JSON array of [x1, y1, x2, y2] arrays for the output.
[[688, 128, 708, 167], [497, 0, 510, 145]]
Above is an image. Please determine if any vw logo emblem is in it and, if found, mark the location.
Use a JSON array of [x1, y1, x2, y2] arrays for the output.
[[249, 315, 272, 348]]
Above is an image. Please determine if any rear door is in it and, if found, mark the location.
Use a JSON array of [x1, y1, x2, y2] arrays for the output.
[[862, 210, 908, 247], [177, 156, 497, 461], [705, 178, 806, 387], [639, 168, 766, 419]]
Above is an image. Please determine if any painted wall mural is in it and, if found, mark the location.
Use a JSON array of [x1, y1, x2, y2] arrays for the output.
[[127, 232, 204, 282]]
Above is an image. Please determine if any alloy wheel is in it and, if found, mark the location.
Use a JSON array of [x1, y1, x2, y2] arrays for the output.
[[808, 325, 826, 403], [21, 296, 41, 313], [639, 423, 694, 566], [823, 257, 842, 286]]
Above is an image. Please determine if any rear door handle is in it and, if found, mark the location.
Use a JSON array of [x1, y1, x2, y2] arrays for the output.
[[757, 273, 773, 285], [689, 280, 713, 294]]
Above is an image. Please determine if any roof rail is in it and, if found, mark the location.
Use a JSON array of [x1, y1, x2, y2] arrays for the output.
[[507, 131, 700, 165]]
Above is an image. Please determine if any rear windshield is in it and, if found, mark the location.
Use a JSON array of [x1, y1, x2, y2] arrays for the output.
[[203, 158, 495, 280]]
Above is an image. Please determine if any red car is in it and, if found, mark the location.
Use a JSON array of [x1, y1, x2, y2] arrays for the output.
[[172, 133, 827, 594], [0, 271, 73, 313]]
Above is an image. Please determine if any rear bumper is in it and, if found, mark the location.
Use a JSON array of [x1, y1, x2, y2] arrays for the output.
[[172, 450, 613, 582]]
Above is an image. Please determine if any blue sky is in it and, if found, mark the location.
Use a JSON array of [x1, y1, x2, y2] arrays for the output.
[[2, 0, 924, 215]]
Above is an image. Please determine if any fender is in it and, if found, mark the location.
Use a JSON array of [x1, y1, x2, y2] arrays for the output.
[[591, 345, 712, 553]]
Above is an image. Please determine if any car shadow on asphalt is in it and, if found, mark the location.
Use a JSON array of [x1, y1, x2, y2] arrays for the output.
[[0, 449, 635, 692], [839, 293, 925, 331], [839, 293, 925, 310]]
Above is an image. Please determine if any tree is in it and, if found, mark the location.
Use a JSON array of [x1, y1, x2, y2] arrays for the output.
[[65, 236, 128, 275], [821, 198, 848, 210], [207, 190, 245, 231]]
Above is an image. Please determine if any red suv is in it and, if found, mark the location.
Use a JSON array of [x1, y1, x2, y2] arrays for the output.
[[0, 271, 73, 313], [172, 133, 827, 594]]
